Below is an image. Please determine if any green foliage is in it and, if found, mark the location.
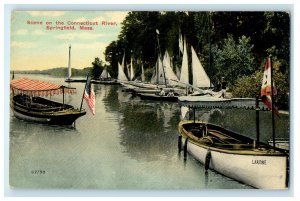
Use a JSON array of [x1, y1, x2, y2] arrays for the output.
[[212, 35, 256, 87], [231, 70, 289, 110], [91, 57, 104, 79], [231, 71, 262, 98], [101, 11, 290, 108], [14, 67, 92, 77]]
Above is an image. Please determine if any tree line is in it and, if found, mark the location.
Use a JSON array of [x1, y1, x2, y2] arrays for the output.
[[91, 11, 290, 109]]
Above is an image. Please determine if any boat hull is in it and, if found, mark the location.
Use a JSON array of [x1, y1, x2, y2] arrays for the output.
[[92, 79, 119, 85], [13, 106, 86, 125], [179, 121, 288, 189], [11, 95, 86, 125], [137, 93, 178, 102]]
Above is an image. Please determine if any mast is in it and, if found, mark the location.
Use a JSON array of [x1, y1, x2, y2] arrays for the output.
[[156, 29, 167, 87], [208, 12, 212, 88], [68, 45, 72, 80], [80, 73, 90, 111]]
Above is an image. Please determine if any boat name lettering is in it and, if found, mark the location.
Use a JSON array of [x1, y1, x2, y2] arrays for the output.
[[251, 159, 267, 165]]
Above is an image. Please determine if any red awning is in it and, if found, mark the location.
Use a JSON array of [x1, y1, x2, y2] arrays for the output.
[[10, 78, 76, 97]]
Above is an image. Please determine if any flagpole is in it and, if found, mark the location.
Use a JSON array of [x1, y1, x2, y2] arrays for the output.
[[80, 73, 89, 111], [270, 56, 276, 148]]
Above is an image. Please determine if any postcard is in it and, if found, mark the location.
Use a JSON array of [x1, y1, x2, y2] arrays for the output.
[[9, 10, 290, 191]]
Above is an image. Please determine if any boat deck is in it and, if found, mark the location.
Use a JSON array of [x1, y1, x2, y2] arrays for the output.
[[179, 121, 288, 154]]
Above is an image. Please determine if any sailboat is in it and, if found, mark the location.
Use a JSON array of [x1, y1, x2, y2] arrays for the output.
[[176, 37, 218, 96], [92, 67, 118, 85], [65, 45, 86, 83], [65, 45, 74, 82], [135, 51, 187, 101]]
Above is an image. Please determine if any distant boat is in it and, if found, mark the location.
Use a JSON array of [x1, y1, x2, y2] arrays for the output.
[[65, 45, 73, 82], [93, 67, 118, 85], [11, 78, 86, 125], [137, 90, 179, 102]]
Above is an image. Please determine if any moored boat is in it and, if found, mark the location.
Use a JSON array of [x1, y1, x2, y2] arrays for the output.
[[10, 78, 86, 125], [178, 120, 288, 189], [92, 67, 119, 85], [137, 91, 179, 102]]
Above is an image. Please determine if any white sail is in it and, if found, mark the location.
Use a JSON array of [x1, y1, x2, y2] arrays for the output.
[[118, 62, 128, 81], [179, 33, 183, 53], [181, 106, 189, 120], [141, 64, 145, 82], [126, 64, 130, 80], [67, 45, 72, 79], [151, 56, 166, 85], [163, 51, 179, 86], [179, 37, 189, 86], [100, 68, 111, 79], [121, 53, 125, 70], [130, 57, 134, 81], [191, 46, 211, 88]]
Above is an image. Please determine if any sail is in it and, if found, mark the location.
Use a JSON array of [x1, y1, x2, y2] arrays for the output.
[[118, 62, 128, 81], [179, 33, 183, 53], [67, 45, 72, 79], [126, 64, 130, 80], [130, 57, 134, 81], [179, 37, 189, 86], [122, 53, 125, 70], [141, 64, 145, 82], [151, 56, 166, 85], [100, 68, 111, 79], [191, 46, 211, 88], [163, 51, 178, 86]]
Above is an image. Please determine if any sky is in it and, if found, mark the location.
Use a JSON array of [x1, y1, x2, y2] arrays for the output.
[[10, 11, 128, 71]]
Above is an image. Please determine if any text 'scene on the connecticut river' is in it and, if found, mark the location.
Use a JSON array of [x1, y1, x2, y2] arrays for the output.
[[27, 20, 117, 31]]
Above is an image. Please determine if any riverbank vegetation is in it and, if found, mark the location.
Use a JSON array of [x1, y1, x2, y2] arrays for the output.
[[99, 11, 289, 109]]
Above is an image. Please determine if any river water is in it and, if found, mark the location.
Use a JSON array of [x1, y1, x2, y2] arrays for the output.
[[9, 74, 289, 189]]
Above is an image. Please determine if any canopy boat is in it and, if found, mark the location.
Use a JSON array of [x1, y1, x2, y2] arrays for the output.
[[11, 78, 86, 125]]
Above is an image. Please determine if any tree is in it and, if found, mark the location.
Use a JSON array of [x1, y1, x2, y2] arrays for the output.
[[91, 57, 104, 79], [231, 70, 289, 110], [212, 34, 256, 87]]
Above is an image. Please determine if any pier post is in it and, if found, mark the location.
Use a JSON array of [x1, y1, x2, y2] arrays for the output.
[[183, 138, 188, 161], [178, 135, 182, 152], [255, 95, 260, 148]]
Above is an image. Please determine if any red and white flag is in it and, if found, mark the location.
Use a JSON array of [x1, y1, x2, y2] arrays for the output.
[[260, 57, 279, 116], [84, 76, 95, 115]]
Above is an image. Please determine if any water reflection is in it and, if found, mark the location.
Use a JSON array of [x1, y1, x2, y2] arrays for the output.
[[101, 85, 178, 161], [9, 76, 288, 189], [102, 85, 289, 162]]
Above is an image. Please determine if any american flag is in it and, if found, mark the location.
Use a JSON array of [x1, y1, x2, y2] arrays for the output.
[[84, 76, 95, 115]]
